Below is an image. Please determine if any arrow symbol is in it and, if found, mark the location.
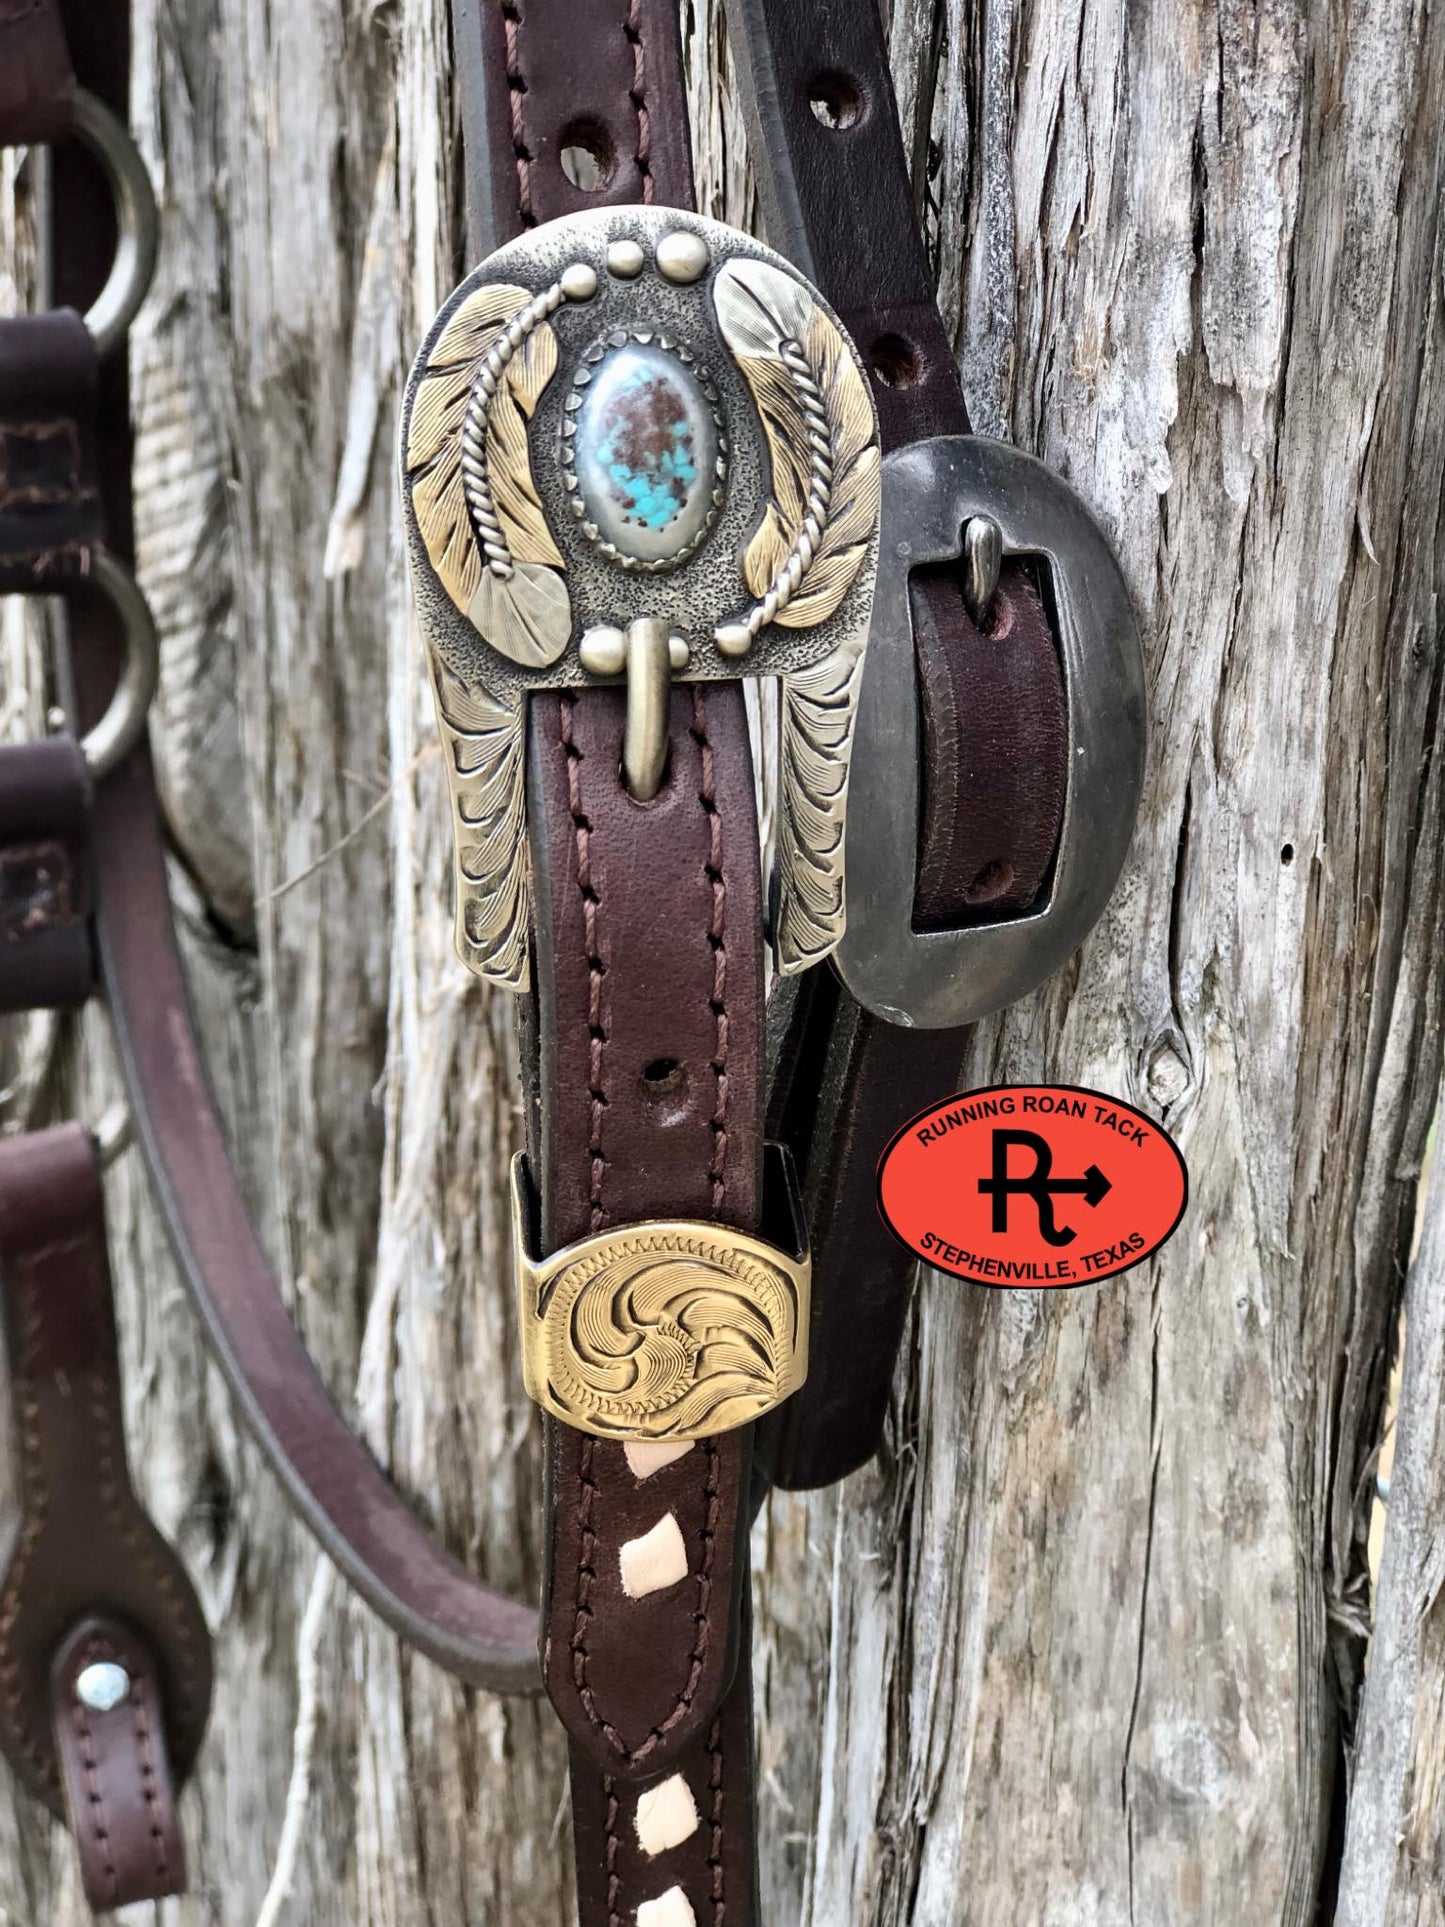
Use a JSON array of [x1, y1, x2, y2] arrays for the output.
[[977, 1132, 1113, 1247]]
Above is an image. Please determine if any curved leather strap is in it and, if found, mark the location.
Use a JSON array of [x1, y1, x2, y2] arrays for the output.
[[726, 0, 1070, 1489], [46, 0, 538, 1692], [0, 1126, 211, 1845]]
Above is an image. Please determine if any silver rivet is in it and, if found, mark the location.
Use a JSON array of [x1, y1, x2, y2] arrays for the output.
[[560, 262, 599, 302], [606, 239, 645, 279], [579, 626, 627, 676], [655, 232, 709, 284], [714, 623, 753, 658], [76, 1661, 131, 1714], [668, 635, 690, 670]]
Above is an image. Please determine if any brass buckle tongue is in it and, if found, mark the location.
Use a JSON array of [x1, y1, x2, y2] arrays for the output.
[[836, 436, 1148, 1028], [511, 1142, 810, 1442], [398, 206, 882, 990]]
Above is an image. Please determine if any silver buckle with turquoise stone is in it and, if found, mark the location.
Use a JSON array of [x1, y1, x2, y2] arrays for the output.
[[398, 205, 881, 991]]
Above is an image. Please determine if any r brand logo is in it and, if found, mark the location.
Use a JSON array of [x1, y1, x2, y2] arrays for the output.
[[977, 1130, 1112, 1247], [876, 1085, 1188, 1289]]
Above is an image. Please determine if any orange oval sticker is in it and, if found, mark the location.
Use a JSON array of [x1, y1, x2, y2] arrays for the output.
[[878, 1084, 1187, 1289]]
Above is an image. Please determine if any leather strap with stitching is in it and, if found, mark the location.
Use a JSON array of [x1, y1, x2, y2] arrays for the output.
[[453, 4, 767, 1915], [0, 1124, 210, 1902], [726, 0, 1070, 1491], [0, 1, 1076, 1919]]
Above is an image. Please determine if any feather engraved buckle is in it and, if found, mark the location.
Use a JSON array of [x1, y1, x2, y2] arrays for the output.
[[511, 1146, 811, 1441], [400, 207, 881, 989]]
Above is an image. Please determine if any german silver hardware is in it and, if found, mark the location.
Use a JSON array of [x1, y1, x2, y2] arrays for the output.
[[74, 1661, 131, 1714], [836, 436, 1147, 1029], [399, 205, 881, 989], [512, 1143, 810, 1441]]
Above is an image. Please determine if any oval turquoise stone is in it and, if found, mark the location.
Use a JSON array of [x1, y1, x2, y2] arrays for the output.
[[573, 344, 719, 565]]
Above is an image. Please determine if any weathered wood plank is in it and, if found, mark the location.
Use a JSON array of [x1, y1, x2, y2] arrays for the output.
[[2, 0, 1443, 1922], [1337, 1147, 1445, 1925]]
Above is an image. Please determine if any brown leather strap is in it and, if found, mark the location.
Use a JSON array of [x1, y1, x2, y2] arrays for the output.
[[0, 0, 74, 146], [528, 688, 761, 1788], [0, 737, 94, 1012], [726, 0, 1070, 1489], [0, 310, 100, 591], [51, 1616, 187, 1914], [455, 0, 695, 253], [0, 1126, 211, 1854], [453, 4, 763, 1913], [569, 1594, 760, 1927], [40, 0, 535, 1691], [912, 567, 1068, 925]]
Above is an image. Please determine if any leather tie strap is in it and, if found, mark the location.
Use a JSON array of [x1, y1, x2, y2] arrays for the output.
[[0, 1125, 211, 1909], [726, 0, 1070, 1490]]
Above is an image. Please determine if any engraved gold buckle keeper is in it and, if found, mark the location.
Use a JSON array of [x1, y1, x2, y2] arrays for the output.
[[512, 1145, 810, 1442]]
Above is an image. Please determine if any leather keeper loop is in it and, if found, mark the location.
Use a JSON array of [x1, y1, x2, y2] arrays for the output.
[[0, 0, 75, 147], [0, 737, 96, 1012], [0, 310, 101, 591], [0, 1124, 212, 1838], [50, 1615, 187, 1913]]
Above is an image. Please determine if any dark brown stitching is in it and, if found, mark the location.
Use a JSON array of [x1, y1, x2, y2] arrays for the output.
[[571, 1439, 722, 1764], [131, 1689, 171, 1883], [691, 688, 729, 1212], [0, 1229, 205, 1794], [623, 0, 653, 202], [500, 0, 536, 226], [707, 1714, 725, 1925], [560, 693, 608, 1230], [0, 1265, 49, 1778], [70, 1697, 118, 1906], [603, 1775, 622, 1927]]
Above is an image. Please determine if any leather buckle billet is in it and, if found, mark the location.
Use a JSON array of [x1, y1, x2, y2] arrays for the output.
[[511, 1141, 810, 1441], [836, 435, 1147, 1028]]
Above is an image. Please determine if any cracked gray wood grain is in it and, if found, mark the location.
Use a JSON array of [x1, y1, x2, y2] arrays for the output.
[[2, 0, 1444, 1921], [1338, 1159, 1445, 1925]]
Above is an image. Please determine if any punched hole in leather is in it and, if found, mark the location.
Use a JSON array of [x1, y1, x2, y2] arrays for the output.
[[0, 1123, 211, 1905]]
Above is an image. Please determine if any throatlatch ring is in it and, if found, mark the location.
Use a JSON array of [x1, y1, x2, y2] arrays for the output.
[[68, 88, 160, 358], [75, 549, 160, 780]]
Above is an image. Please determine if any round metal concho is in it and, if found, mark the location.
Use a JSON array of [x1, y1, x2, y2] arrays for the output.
[[559, 329, 727, 574]]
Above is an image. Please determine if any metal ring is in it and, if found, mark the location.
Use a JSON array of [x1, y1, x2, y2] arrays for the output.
[[69, 88, 160, 357], [76, 550, 160, 780]]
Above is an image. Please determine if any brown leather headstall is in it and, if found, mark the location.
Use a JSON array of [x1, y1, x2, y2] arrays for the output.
[[0, 2, 1148, 1923], [0, 2, 210, 1910]]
